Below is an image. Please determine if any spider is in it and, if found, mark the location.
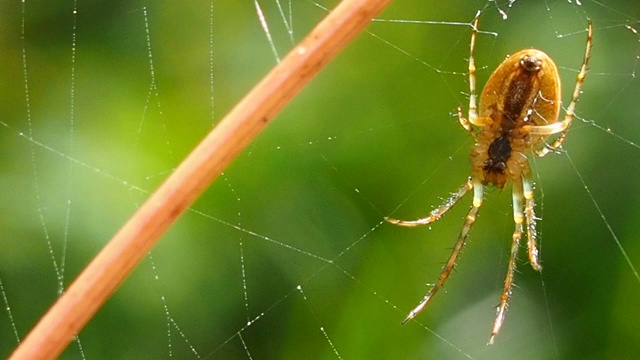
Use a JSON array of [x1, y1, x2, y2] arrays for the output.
[[386, 17, 593, 344]]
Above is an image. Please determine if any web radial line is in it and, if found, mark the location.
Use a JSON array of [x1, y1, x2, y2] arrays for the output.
[[564, 151, 640, 283]]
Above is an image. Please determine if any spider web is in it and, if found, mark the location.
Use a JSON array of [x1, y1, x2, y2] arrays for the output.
[[1, 0, 639, 359]]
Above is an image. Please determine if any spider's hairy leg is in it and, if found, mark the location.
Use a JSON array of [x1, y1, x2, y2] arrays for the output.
[[401, 181, 484, 324], [458, 105, 473, 132], [523, 176, 541, 271], [459, 15, 480, 133], [489, 180, 525, 344], [528, 21, 593, 157], [530, 122, 568, 157], [468, 16, 480, 125], [458, 107, 493, 131], [386, 179, 473, 227]]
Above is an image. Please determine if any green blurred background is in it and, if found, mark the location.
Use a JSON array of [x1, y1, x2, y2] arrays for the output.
[[1, 0, 639, 359]]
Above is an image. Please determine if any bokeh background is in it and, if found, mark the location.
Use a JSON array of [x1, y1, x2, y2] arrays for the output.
[[1, 0, 639, 359]]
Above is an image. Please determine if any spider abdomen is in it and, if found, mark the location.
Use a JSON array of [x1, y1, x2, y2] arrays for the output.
[[472, 49, 565, 188], [479, 49, 562, 135]]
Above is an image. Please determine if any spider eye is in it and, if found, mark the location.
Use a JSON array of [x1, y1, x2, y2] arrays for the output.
[[520, 55, 542, 72]]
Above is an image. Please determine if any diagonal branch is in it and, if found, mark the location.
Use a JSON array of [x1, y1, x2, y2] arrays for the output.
[[9, 0, 393, 358]]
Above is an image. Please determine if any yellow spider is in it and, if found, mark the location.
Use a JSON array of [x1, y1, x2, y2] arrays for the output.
[[387, 17, 593, 344]]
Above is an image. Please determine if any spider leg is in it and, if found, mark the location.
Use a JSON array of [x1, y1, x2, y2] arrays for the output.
[[523, 176, 541, 271], [489, 180, 525, 344], [529, 123, 567, 158], [386, 179, 473, 227], [528, 21, 593, 157], [459, 106, 494, 132], [401, 181, 484, 324], [467, 16, 480, 126], [458, 16, 480, 132], [458, 106, 473, 132]]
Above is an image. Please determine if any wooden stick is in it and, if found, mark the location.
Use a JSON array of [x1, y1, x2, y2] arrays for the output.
[[9, 0, 393, 358]]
